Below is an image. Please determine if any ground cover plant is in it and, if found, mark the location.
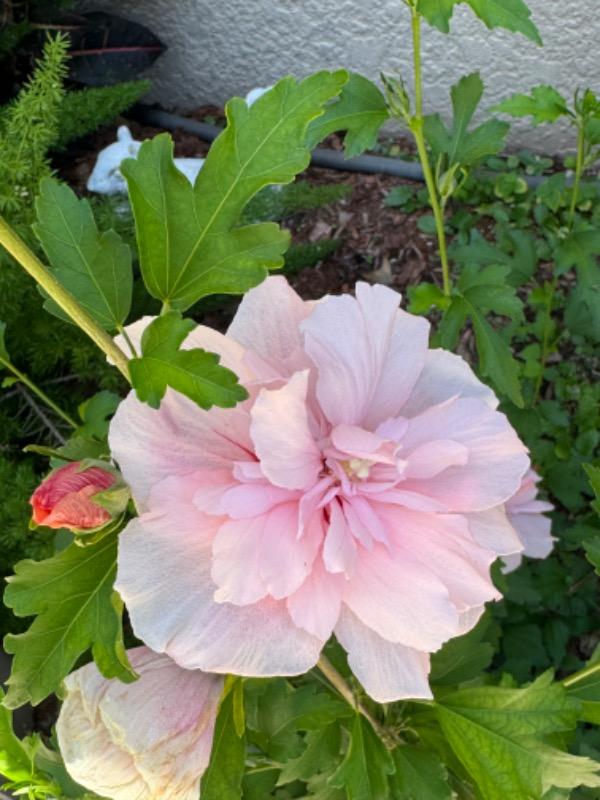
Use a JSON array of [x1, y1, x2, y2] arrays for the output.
[[0, 1, 600, 799]]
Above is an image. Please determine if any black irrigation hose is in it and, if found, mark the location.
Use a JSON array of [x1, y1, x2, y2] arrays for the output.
[[133, 104, 554, 189]]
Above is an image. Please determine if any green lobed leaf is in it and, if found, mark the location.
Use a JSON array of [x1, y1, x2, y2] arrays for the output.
[[278, 725, 342, 786], [33, 178, 132, 331], [424, 73, 509, 168], [430, 616, 496, 686], [469, 302, 523, 407], [3, 528, 136, 709], [128, 311, 248, 410], [306, 73, 389, 158], [389, 746, 452, 799], [416, 0, 457, 32], [450, 229, 537, 287], [417, 0, 541, 45], [464, 0, 542, 43], [329, 715, 395, 800], [435, 675, 600, 800], [565, 652, 600, 725], [122, 71, 348, 310], [494, 85, 570, 124], [200, 681, 246, 800], [0, 691, 39, 785]]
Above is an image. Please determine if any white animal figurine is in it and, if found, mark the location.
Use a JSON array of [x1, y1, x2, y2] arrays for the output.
[[245, 86, 272, 106], [87, 126, 205, 195]]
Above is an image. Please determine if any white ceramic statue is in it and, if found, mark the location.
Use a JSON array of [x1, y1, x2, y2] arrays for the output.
[[87, 126, 205, 195]]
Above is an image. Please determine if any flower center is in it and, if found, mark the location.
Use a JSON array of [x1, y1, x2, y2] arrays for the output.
[[340, 458, 374, 481]]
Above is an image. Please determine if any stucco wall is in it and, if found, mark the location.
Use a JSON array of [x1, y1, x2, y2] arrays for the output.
[[85, 0, 599, 153]]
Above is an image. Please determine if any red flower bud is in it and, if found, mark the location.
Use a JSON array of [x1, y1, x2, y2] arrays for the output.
[[30, 462, 117, 531]]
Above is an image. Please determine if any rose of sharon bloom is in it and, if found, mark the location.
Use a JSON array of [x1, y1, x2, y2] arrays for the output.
[[56, 646, 223, 800], [502, 468, 554, 573], [110, 278, 531, 702], [30, 461, 116, 531]]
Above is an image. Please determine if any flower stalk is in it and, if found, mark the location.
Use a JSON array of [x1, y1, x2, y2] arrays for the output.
[[408, 6, 452, 297], [0, 217, 131, 381]]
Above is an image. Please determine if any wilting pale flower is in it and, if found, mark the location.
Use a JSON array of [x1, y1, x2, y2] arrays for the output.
[[56, 646, 223, 800], [502, 468, 554, 573], [110, 278, 530, 702], [30, 461, 122, 531]]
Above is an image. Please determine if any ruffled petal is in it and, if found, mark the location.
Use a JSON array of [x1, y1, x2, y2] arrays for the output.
[[342, 543, 458, 650], [287, 558, 344, 640], [467, 506, 524, 556], [401, 348, 498, 417], [335, 607, 432, 702], [116, 493, 322, 676], [400, 397, 529, 512], [301, 282, 429, 428], [250, 371, 322, 490], [228, 276, 311, 376]]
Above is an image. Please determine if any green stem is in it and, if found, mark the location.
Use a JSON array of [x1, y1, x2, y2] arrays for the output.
[[532, 276, 557, 406], [0, 217, 131, 382], [116, 324, 138, 358], [562, 660, 600, 689], [317, 656, 397, 748], [568, 122, 586, 226], [409, 7, 452, 297], [0, 356, 78, 429]]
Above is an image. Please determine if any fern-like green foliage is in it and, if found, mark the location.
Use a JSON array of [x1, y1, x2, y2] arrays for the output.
[[54, 80, 151, 150], [0, 34, 68, 219]]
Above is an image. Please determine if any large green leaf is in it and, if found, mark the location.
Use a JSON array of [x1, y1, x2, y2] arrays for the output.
[[494, 86, 570, 124], [450, 228, 538, 287], [122, 71, 348, 310], [200, 680, 246, 800], [278, 725, 341, 786], [436, 675, 600, 800], [306, 73, 389, 158], [424, 73, 509, 168], [128, 312, 248, 410], [34, 178, 132, 331], [389, 746, 452, 799], [465, 0, 541, 43], [3, 529, 136, 709], [328, 715, 394, 800], [417, 0, 541, 43]]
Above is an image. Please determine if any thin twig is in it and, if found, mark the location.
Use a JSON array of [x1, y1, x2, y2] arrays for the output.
[[16, 385, 66, 445]]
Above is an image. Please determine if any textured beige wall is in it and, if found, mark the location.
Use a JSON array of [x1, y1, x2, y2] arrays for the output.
[[86, 0, 599, 153]]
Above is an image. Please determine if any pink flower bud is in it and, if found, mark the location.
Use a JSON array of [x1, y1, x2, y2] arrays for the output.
[[56, 647, 223, 800], [30, 461, 118, 531]]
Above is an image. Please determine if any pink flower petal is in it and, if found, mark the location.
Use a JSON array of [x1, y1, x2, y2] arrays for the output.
[[400, 397, 529, 512], [401, 348, 498, 417], [250, 371, 322, 490], [287, 558, 343, 640], [57, 646, 223, 800], [228, 276, 311, 377], [403, 439, 469, 479], [116, 503, 322, 676], [323, 500, 358, 576], [335, 607, 432, 702], [301, 282, 429, 428], [466, 506, 524, 556], [342, 544, 458, 650]]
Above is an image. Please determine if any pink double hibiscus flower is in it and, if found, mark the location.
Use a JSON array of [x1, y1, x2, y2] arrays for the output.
[[109, 277, 540, 702]]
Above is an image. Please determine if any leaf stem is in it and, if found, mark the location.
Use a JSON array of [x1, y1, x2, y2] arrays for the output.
[[0, 217, 131, 382], [408, 7, 452, 297], [562, 660, 600, 689], [568, 122, 586, 226], [317, 656, 396, 748], [0, 356, 77, 429]]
